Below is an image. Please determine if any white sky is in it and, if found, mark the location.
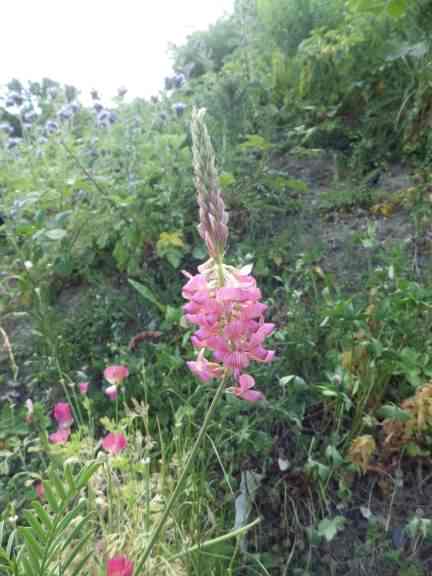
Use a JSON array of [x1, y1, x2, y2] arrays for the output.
[[1, 0, 234, 101]]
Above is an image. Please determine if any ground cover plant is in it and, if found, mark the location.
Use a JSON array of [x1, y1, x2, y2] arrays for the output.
[[3, 0, 432, 574]]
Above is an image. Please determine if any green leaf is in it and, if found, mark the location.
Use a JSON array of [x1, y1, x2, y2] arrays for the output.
[[317, 516, 346, 542], [43, 481, 60, 513], [388, 0, 407, 18], [45, 228, 67, 241], [378, 404, 412, 422], [32, 502, 53, 532], [19, 528, 42, 571], [76, 461, 102, 491], [128, 279, 165, 313]]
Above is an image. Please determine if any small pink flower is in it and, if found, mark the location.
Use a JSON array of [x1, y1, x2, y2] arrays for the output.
[[106, 555, 134, 576], [35, 481, 45, 500], [102, 432, 127, 455], [104, 365, 129, 386], [229, 374, 265, 402], [79, 382, 89, 395], [53, 402, 73, 429], [49, 428, 71, 444], [187, 349, 224, 382], [105, 385, 118, 401]]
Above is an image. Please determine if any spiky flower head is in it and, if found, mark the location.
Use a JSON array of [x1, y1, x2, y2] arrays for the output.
[[191, 108, 229, 260]]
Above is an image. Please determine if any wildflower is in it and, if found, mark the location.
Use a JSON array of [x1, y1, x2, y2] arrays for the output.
[[104, 365, 129, 386], [25, 399, 34, 424], [45, 120, 58, 134], [174, 72, 185, 88], [173, 102, 186, 117], [0, 122, 13, 135], [102, 432, 127, 455], [228, 374, 265, 402], [79, 382, 89, 395], [105, 385, 118, 401], [106, 555, 134, 576], [187, 349, 224, 382], [53, 402, 73, 429], [34, 481, 45, 500], [23, 110, 37, 123], [49, 428, 71, 445], [94, 101, 104, 113], [183, 109, 275, 401]]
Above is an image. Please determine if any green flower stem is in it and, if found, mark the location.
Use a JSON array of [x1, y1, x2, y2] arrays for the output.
[[135, 374, 227, 574]]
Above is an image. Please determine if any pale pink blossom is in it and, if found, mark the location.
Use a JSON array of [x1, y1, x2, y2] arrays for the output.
[[53, 402, 73, 429], [106, 555, 134, 576], [49, 428, 71, 445], [104, 365, 129, 386], [187, 349, 224, 382], [79, 381, 89, 395], [228, 374, 265, 402], [102, 432, 127, 455], [105, 385, 118, 401]]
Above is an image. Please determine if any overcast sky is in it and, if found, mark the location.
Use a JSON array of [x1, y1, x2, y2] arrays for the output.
[[1, 0, 234, 101]]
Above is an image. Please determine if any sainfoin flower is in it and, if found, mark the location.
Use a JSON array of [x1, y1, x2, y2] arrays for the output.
[[105, 385, 118, 401], [49, 427, 71, 445], [53, 402, 73, 429], [102, 432, 127, 455], [104, 365, 129, 386], [106, 555, 134, 576], [228, 374, 265, 402], [49, 402, 74, 444], [79, 381, 89, 395], [184, 108, 275, 401]]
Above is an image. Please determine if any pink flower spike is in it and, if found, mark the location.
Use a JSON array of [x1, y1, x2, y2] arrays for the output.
[[49, 428, 71, 444], [53, 402, 73, 429], [105, 385, 118, 401], [79, 382, 89, 395], [107, 555, 134, 576], [102, 432, 127, 455], [231, 374, 265, 402], [104, 365, 129, 386]]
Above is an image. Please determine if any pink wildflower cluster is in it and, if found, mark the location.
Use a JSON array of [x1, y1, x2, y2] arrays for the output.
[[49, 402, 73, 444], [183, 263, 275, 401]]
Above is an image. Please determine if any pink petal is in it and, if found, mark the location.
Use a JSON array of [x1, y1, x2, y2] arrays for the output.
[[107, 555, 134, 576], [105, 385, 118, 401], [49, 428, 71, 444], [102, 432, 128, 455], [239, 374, 255, 391], [53, 403, 73, 429], [35, 481, 45, 500], [239, 389, 265, 402], [79, 382, 89, 395], [104, 365, 129, 386]]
